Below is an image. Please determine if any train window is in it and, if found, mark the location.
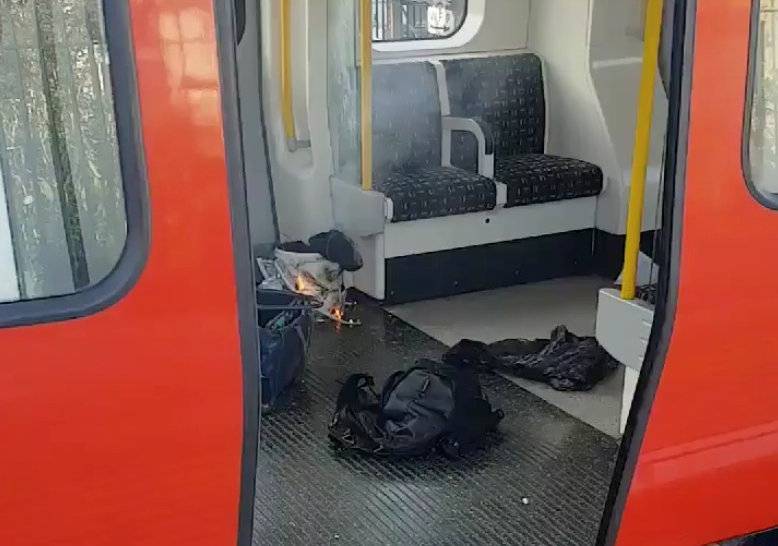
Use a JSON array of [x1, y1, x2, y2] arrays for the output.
[[747, 0, 778, 202], [372, 0, 468, 42], [0, 1, 128, 304]]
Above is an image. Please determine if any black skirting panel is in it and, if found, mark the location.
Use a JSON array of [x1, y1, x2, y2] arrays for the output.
[[592, 230, 659, 280], [384, 229, 657, 304], [385, 229, 595, 305]]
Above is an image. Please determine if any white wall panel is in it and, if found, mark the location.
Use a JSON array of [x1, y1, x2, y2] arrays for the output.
[[260, 0, 335, 242], [530, 0, 667, 234]]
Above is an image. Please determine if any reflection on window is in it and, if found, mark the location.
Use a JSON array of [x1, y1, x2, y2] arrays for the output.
[[750, 0, 778, 196], [372, 0, 467, 42], [0, 0, 126, 303], [329, 0, 361, 185]]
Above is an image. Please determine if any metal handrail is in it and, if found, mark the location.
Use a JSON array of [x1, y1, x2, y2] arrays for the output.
[[280, 0, 300, 151], [359, 0, 374, 191], [621, 0, 664, 300]]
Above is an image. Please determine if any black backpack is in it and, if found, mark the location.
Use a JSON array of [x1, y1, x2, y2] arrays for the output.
[[328, 359, 503, 458]]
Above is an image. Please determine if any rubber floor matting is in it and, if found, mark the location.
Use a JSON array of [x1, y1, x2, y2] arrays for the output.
[[253, 300, 618, 546]]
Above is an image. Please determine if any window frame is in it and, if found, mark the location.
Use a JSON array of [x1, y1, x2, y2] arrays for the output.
[[0, 0, 149, 328], [743, 0, 778, 209], [371, 0, 470, 44]]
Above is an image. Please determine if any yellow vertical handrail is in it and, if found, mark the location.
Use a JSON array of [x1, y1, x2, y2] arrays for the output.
[[359, 0, 373, 191], [280, 0, 297, 150], [621, 0, 664, 300]]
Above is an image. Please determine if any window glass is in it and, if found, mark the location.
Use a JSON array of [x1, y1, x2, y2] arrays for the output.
[[328, 0, 361, 186], [372, 0, 467, 42], [0, 0, 126, 303], [749, 0, 778, 197]]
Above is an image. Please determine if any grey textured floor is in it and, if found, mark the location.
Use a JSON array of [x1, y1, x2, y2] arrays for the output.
[[253, 299, 618, 546], [387, 277, 625, 437]]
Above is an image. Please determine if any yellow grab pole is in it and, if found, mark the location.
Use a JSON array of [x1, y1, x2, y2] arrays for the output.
[[280, 0, 296, 150], [621, 0, 664, 300], [359, 0, 373, 191]]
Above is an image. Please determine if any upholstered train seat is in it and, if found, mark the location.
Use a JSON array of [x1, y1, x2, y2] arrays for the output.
[[336, 54, 608, 303], [496, 154, 603, 207], [377, 167, 496, 222], [441, 54, 604, 206], [372, 62, 496, 223]]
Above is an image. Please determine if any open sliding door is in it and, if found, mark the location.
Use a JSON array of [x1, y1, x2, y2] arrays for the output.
[[603, 1, 778, 544], [0, 1, 258, 545]]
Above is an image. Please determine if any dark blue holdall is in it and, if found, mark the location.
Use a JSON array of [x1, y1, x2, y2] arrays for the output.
[[257, 288, 315, 411]]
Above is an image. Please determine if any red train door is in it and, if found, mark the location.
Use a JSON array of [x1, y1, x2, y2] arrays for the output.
[[0, 2, 257, 546], [602, 0, 778, 544]]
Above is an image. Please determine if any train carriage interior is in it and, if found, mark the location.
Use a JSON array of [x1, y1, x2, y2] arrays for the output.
[[3, 0, 778, 544], [239, 0, 670, 543]]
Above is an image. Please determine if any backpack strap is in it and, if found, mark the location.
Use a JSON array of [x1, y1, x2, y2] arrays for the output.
[[379, 369, 412, 408], [378, 361, 440, 409]]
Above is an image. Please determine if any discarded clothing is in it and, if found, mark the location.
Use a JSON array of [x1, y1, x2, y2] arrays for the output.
[[308, 230, 363, 272], [329, 359, 503, 458], [280, 230, 364, 272], [444, 326, 619, 392], [278, 240, 315, 254]]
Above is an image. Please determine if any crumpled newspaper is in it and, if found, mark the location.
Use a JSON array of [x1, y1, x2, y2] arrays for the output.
[[263, 248, 359, 326]]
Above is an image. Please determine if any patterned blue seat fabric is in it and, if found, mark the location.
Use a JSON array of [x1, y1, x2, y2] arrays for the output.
[[442, 54, 604, 208], [497, 154, 603, 206], [380, 167, 497, 223], [372, 62, 497, 223]]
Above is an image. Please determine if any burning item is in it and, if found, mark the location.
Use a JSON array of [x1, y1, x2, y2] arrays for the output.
[[257, 231, 362, 326]]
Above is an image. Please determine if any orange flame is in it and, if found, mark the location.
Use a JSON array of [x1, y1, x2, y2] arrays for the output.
[[295, 274, 315, 295], [331, 307, 343, 321], [294, 275, 305, 293]]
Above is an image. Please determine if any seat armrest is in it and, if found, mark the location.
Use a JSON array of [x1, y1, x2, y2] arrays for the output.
[[331, 177, 388, 236], [441, 116, 495, 178]]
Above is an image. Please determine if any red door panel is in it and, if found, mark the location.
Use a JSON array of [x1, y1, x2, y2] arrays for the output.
[[616, 1, 778, 544], [0, 2, 245, 545]]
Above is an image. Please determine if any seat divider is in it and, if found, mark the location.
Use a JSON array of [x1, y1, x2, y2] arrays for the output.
[[495, 182, 508, 208], [431, 61, 451, 116], [433, 60, 455, 172]]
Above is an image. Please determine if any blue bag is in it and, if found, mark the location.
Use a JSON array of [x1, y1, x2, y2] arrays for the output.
[[257, 289, 314, 411]]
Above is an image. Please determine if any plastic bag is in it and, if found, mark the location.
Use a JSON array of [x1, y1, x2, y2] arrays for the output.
[[444, 326, 619, 392]]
